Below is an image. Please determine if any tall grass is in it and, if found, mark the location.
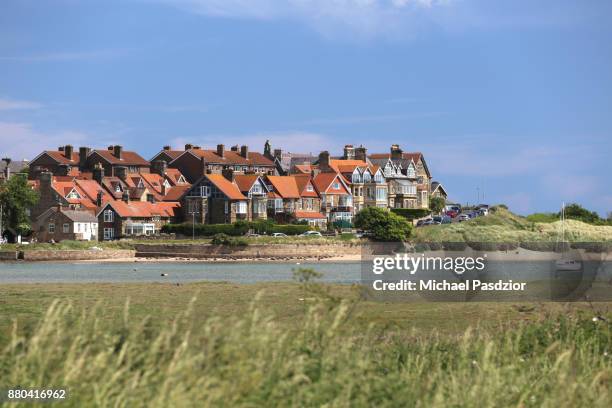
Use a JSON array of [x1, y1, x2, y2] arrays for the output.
[[1, 295, 610, 407]]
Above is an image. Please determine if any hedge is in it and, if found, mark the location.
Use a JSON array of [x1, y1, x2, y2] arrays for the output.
[[161, 223, 249, 237], [391, 208, 431, 220], [161, 221, 311, 237]]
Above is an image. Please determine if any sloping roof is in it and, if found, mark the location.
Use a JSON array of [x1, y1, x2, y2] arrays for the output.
[[293, 164, 315, 174], [99, 201, 180, 218], [431, 181, 447, 195], [92, 150, 150, 166], [205, 174, 246, 200], [151, 150, 183, 161], [266, 176, 300, 199], [188, 149, 274, 166], [162, 185, 190, 201], [293, 174, 319, 198], [33, 151, 80, 165], [61, 209, 98, 222], [313, 172, 349, 194], [234, 174, 260, 193], [164, 168, 187, 185]]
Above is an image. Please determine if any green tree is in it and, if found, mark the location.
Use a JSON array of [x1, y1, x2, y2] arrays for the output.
[[354, 207, 413, 242], [429, 196, 446, 214], [0, 174, 39, 235], [560, 203, 601, 224]]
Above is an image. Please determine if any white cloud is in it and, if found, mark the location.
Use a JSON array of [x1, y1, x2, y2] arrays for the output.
[[152, 0, 453, 38], [0, 98, 43, 110], [0, 122, 91, 160]]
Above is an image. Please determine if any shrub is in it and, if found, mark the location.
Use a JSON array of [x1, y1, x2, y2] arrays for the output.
[[161, 222, 249, 237], [211, 233, 248, 246], [526, 212, 558, 223], [429, 196, 446, 214], [354, 207, 412, 242], [390, 208, 431, 220]]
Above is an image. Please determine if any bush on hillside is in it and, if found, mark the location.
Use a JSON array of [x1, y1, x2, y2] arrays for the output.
[[161, 222, 250, 237], [390, 208, 431, 220], [354, 207, 412, 242], [211, 233, 248, 246]]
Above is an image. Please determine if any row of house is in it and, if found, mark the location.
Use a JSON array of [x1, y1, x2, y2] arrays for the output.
[[21, 141, 446, 241]]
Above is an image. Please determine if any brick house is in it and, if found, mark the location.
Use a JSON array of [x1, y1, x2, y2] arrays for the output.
[[97, 199, 180, 240], [311, 170, 353, 225], [169, 144, 276, 183], [84, 145, 150, 177], [28, 145, 81, 179], [265, 175, 326, 227], [31, 171, 112, 221], [234, 174, 269, 221], [34, 207, 98, 242], [180, 173, 249, 224], [431, 181, 448, 200]]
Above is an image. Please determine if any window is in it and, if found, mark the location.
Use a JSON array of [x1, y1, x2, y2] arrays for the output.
[[48, 223, 55, 233], [374, 173, 384, 183], [103, 228, 114, 240], [103, 209, 114, 223], [363, 173, 371, 183], [376, 188, 387, 200], [333, 182, 340, 190], [188, 200, 199, 214], [124, 223, 155, 236], [200, 186, 211, 197], [252, 183, 262, 194], [306, 184, 314, 192], [236, 201, 247, 214], [224, 201, 229, 214], [63, 223, 70, 233], [67, 189, 80, 199]]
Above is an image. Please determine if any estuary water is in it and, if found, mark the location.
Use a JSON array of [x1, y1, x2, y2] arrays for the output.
[[0, 261, 362, 284]]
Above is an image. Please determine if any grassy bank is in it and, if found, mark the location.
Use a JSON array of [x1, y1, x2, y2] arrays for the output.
[[414, 207, 612, 243], [0, 282, 611, 406]]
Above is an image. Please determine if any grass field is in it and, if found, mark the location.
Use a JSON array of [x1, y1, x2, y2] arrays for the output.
[[0, 280, 611, 406]]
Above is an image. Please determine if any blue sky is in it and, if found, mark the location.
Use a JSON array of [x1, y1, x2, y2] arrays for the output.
[[1, 0, 611, 215]]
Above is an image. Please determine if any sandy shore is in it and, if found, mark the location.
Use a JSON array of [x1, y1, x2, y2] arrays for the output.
[[72, 253, 363, 264]]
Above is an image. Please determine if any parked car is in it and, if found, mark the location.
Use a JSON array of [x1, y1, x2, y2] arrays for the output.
[[246, 233, 261, 238], [416, 219, 430, 227], [446, 210, 458, 218], [432, 216, 443, 225], [441, 216, 452, 224], [271, 232, 288, 237], [457, 214, 470, 222], [300, 231, 323, 237]]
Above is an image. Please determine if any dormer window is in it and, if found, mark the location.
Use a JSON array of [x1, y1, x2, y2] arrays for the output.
[[306, 184, 314, 192], [333, 182, 340, 190]]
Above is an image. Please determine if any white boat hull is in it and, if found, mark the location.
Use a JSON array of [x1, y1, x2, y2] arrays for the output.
[[555, 260, 582, 271]]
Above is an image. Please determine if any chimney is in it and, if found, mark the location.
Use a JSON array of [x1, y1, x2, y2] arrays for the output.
[[343, 144, 355, 160], [217, 144, 225, 158], [96, 191, 103, 207], [318, 151, 331, 172], [58, 164, 70, 176], [264, 140, 272, 159], [222, 168, 234, 181], [152, 160, 167, 176], [200, 157, 206, 175], [240, 145, 249, 159], [58, 146, 65, 152], [64, 145, 74, 160], [93, 163, 105, 184], [355, 145, 367, 162], [121, 190, 129, 203], [192, 145, 201, 150], [390, 144, 402, 160], [113, 145, 123, 160], [115, 166, 128, 181], [39, 171, 53, 191], [230, 145, 239, 152], [2, 157, 11, 180], [79, 147, 91, 170], [108, 145, 114, 151], [273, 149, 282, 160], [163, 145, 171, 151], [185, 143, 193, 150]]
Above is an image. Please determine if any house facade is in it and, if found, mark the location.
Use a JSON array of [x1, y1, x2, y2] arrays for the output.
[[180, 173, 250, 224], [35, 207, 98, 242], [97, 199, 180, 240]]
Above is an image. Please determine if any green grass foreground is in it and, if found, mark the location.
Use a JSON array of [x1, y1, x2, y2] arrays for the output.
[[0, 282, 611, 407]]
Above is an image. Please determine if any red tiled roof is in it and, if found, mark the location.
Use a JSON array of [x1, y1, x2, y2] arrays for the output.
[[233, 174, 260, 193], [163, 185, 190, 201], [164, 168, 186, 185], [313, 172, 349, 194], [34, 151, 80, 165], [293, 164, 315, 174], [294, 211, 326, 219], [92, 150, 150, 166], [205, 174, 246, 200], [101, 201, 180, 218], [293, 174, 319, 198], [189, 149, 274, 166], [266, 176, 300, 199]]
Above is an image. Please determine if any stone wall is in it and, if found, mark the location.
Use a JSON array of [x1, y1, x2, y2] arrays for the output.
[[19, 249, 135, 261], [134, 243, 362, 259], [0, 251, 18, 261]]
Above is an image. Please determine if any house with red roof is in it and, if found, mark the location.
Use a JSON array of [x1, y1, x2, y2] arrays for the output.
[[179, 172, 250, 224], [84, 145, 150, 178], [168, 144, 276, 183], [234, 174, 270, 221], [264, 175, 325, 226], [28, 145, 82, 180], [311, 168, 353, 225], [96, 198, 180, 240]]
